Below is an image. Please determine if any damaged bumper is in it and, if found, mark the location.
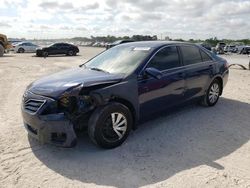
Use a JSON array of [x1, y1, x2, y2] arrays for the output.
[[22, 111, 77, 147], [21, 91, 77, 147]]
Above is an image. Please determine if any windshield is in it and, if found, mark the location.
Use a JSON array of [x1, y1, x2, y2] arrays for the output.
[[48, 43, 56, 47], [84, 45, 152, 74]]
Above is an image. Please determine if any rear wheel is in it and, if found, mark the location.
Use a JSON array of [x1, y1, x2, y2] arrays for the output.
[[88, 102, 132, 149], [67, 50, 74, 56], [0, 45, 4, 57], [201, 79, 222, 106], [18, 48, 25, 53]]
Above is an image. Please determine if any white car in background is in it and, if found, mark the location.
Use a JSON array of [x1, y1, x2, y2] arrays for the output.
[[14, 42, 39, 53]]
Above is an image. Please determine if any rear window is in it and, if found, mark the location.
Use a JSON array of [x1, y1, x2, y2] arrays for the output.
[[180, 46, 202, 65], [200, 50, 212, 62]]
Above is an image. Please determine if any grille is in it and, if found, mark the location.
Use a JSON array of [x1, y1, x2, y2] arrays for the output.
[[24, 99, 46, 114]]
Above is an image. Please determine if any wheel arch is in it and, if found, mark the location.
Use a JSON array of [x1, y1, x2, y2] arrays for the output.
[[211, 75, 223, 96], [109, 97, 137, 129]]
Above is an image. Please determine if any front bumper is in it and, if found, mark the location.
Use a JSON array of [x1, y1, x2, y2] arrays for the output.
[[36, 50, 44, 56], [222, 69, 229, 88], [21, 92, 77, 147]]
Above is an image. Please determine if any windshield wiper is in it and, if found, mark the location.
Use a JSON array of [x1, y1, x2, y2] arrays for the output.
[[79, 64, 86, 68], [89, 67, 109, 73]]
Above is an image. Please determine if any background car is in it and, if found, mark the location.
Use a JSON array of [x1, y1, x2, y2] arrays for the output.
[[239, 46, 250, 54], [36, 43, 79, 57], [215, 42, 226, 54], [106, 39, 134, 49], [14, 42, 39, 53], [224, 45, 236, 53]]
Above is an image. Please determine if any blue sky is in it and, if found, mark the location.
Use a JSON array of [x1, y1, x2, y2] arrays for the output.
[[0, 0, 250, 39]]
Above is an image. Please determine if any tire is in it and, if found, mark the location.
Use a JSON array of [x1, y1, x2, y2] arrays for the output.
[[201, 79, 222, 107], [18, 48, 25, 53], [88, 102, 132, 149], [67, 50, 74, 56], [0, 45, 4, 57], [43, 51, 48, 57]]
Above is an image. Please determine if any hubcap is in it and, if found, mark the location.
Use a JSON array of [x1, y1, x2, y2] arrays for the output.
[[102, 112, 127, 142], [209, 83, 220, 103], [111, 113, 127, 140]]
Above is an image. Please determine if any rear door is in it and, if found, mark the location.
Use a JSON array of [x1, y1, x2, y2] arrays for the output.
[[60, 43, 70, 54], [138, 46, 186, 117], [22, 43, 30, 52], [179, 45, 214, 100], [25, 43, 33, 52]]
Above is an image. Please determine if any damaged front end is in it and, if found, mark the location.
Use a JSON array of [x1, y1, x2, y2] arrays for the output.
[[57, 83, 98, 130], [22, 84, 97, 147]]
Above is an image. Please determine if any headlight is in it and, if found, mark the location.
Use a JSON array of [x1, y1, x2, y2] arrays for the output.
[[59, 96, 70, 107], [59, 96, 77, 113], [59, 84, 83, 108], [59, 84, 94, 113]]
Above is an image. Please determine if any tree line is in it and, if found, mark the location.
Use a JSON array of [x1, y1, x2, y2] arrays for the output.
[[71, 35, 250, 46], [72, 35, 158, 43]]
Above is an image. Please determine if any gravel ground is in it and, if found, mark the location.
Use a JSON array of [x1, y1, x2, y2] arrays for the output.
[[0, 48, 250, 188]]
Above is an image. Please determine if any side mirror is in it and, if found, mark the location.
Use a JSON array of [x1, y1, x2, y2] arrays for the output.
[[145, 67, 163, 79]]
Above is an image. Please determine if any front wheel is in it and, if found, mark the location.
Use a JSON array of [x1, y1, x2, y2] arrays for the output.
[[18, 48, 25, 53], [201, 79, 222, 106], [88, 102, 132, 149], [43, 51, 48, 57]]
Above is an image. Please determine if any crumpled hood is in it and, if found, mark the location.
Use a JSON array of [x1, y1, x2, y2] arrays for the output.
[[28, 68, 124, 98]]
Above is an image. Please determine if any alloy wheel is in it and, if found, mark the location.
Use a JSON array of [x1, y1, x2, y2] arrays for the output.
[[209, 83, 220, 104], [102, 112, 127, 142], [68, 51, 73, 56]]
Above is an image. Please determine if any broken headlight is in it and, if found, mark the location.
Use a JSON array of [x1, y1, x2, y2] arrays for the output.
[[59, 84, 95, 113], [59, 96, 77, 112]]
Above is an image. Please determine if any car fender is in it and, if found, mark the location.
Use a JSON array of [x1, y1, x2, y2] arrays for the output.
[[204, 74, 224, 95], [89, 77, 139, 122]]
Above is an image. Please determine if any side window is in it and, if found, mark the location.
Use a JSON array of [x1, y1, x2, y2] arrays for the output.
[[180, 46, 202, 65], [147, 46, 180, 71], [200, 50, 212, 62]]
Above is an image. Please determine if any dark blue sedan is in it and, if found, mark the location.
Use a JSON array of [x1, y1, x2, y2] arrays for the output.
[[22, 41, 229, 148]]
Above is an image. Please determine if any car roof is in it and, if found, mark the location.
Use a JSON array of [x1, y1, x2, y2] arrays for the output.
[[119, 41, 198, 49], [16, 41, 31, 45]]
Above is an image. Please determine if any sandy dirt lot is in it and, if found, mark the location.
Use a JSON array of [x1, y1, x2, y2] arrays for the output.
[[0, 47, 250, 188]]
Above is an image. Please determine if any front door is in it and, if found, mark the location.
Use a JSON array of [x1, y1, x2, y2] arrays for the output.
[[138, 46, 186, 118]]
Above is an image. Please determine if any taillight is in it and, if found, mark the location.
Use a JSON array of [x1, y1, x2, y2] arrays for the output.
[[224, 61, 229, 69]]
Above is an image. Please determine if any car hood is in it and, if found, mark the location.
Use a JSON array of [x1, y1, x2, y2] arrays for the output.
[[36, 47, 48, 50], [28, 68, 124, 98]]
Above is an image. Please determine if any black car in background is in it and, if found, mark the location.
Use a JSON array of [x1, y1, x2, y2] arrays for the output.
[[36, 43, 79, 57], [239, 46, 250, 54], [106, 40, 134, 49]]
